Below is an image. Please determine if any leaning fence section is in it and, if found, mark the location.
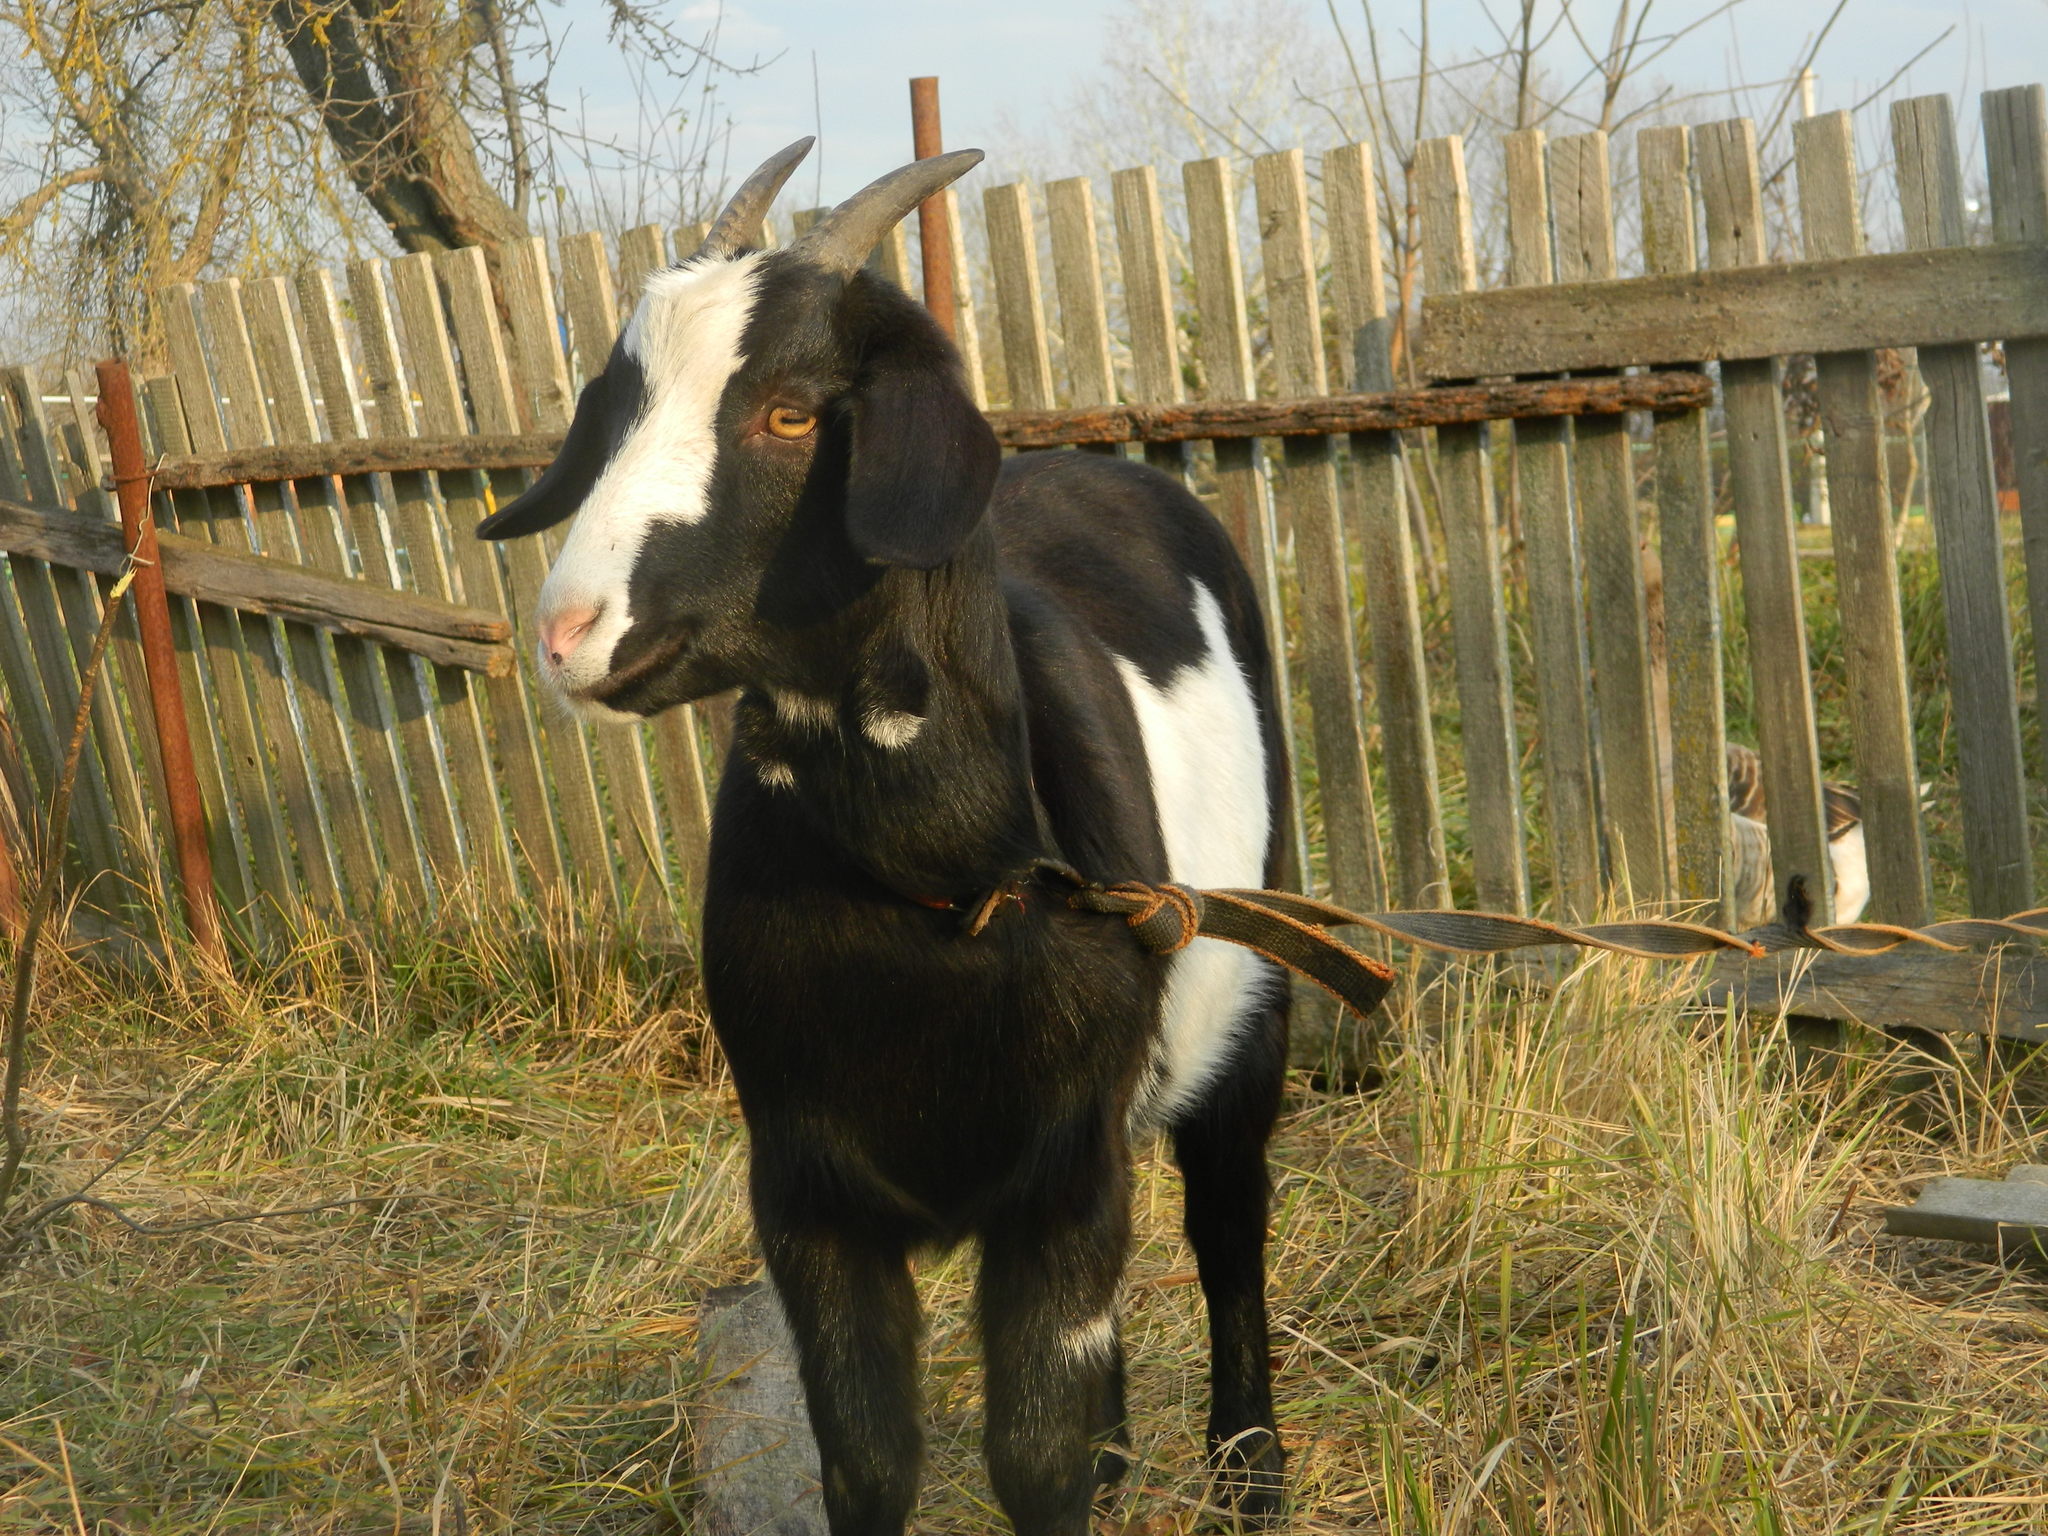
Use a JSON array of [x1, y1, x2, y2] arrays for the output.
[[0, 84, 2042, 955]]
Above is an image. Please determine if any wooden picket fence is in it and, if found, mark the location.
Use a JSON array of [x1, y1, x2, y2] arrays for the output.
[[0, 86, 2044, 982]]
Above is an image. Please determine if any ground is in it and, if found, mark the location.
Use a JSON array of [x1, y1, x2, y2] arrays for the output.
[[2, 897, 2046, 1534]]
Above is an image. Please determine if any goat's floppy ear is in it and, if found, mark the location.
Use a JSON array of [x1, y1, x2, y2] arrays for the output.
[[476, 372, 613, 539], [843, 360, 1000, 568]]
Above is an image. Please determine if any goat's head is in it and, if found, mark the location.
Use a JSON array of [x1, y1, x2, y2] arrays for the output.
[[476, 139, 998, 720]]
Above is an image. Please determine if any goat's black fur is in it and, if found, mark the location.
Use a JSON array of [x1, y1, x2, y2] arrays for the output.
[[486, 253, 1296, 1535]]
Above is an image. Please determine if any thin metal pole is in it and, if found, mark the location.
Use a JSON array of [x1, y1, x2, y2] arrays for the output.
[[94, 361, 225, 965], [909, 76, 957, 340]]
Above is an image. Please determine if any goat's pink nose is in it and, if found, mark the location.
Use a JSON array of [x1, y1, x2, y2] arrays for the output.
[[538, 604, 600, 667]]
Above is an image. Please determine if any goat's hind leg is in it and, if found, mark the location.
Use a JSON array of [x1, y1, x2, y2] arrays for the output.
[[1172, 988, 1289, 1527], [757, 1215, 923, 1536], [978, 1157, 1132, 1536]]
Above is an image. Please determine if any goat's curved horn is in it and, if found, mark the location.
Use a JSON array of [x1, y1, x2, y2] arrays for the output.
[[698, 137, 815, 258], [790, 149, 985, 275]]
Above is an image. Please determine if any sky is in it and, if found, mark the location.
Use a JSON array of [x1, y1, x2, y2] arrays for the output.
[[542, 0, 2048, 215]]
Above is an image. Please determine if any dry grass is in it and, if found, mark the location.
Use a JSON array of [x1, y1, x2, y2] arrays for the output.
[[3, 894, 2048, 1533]]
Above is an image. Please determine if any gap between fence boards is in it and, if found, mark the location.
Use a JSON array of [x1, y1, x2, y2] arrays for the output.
[[0, 496, 514, 676], [138, 372, 1712, 490]]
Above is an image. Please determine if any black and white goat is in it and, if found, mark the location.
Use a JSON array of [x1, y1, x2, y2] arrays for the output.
[[481, 140, 1297, 1535]]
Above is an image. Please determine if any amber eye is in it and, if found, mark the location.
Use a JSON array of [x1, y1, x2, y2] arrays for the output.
[[765, 406, 816, 440]]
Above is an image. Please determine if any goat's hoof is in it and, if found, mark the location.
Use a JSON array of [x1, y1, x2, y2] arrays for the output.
[[1205, 1429, 1285, 1529]]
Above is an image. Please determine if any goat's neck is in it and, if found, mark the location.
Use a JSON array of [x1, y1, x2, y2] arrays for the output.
[[739, 534, 1047, 902]]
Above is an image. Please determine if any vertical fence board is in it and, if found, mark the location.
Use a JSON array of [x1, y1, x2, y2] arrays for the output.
[[984, 183, 1058, 411], [1325, 141, 1446, 907], [1502, 130, 1601, 919], [1638, 125, 1731, 923], [1111, 165, 1190, 480], [1695, 120, 1835, 922], [298, 267, 476, 899], [940, 189, 989, 409], [342, 260, 516, 895], [434, 245, 618, 911], [1415, 135, 1529, 914], [1548, 131, 1669, 905], [1985, 86, 2048, 765], [160, 287, 328, 912], [619, 225, 668, 308], [1044, 178, 1119, 409], [1892, 94, 2033, 916], [212, 278, 395, 909], [198, 280, 377, 910], [1253, 148, 1385, 913], [140, 374, 264, 920], [0, 370, 138, 891], [384, 252, 563, 894], [1793, 112, 1931, 925], [501, 236, 669, 923], [240, 277, 429, 903], [1182, 156, 1308, 889]]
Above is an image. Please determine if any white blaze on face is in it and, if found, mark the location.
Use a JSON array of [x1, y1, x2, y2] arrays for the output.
[[536, 253, 766, 702]]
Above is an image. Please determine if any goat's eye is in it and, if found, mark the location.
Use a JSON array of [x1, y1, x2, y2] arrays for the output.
[[765, 406, 817, 440]]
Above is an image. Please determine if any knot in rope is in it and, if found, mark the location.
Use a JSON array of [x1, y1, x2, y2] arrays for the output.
[[1071, 880, 1203, 954]]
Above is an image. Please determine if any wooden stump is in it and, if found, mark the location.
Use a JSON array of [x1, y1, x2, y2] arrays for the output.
[[694, 1281, 825, 1535]]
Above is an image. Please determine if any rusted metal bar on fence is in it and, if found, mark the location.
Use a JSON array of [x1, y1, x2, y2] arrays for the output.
[[93, 362, 224, 964], [910, 76, 957, 340], [0, 496, 514, 675], [142, 371, 1715, 492]]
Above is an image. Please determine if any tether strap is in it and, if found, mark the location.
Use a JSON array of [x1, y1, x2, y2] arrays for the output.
[[982, 860, 1766, 1025]]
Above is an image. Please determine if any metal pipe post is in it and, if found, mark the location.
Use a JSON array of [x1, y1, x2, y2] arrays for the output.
[[909, 76, 958, 339]]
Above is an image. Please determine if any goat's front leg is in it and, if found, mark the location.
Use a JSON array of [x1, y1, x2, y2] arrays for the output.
[[757, 1214, 923, 1536], [978, 1154, 1132, 1536]]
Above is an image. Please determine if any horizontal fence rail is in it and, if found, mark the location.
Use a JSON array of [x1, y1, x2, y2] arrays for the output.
[[0, 81, 2042, 1028]]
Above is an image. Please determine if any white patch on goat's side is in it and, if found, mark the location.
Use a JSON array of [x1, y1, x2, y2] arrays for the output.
[[772, 691, 838, 732], [756, 760, 796, 791], [1829, 824, 1869, 925], [1112, 583, 1274, 1124], [537, 254, 765, 702], [861, 708, 924, 749], [1059, 1312, 1119, 1367]]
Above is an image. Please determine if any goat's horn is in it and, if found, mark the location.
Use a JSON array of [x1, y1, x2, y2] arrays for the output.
[[699, 137, 815, 258], [790, 149, 985, 275]]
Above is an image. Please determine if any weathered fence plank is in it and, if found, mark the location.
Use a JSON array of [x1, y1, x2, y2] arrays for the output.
[[0, 370, 136, 891], [1415, 135, 1528, 914], [1182, 155, 1307, 890], [1695, 119, 1835, 922], [1254, 147, 1385, 913], [984, 182, 1057, 412], [1044, 177, 1118, 410], [297, 267, 471, 895], [1793, 111, 1930, 926], [162, 286, 333, 913], [1893, 93, 2033, 917], [1418, 242, 2048, 377], [1111, 165, 1189, 481], [1326, 141, 1447, 908], [239, 276, 426, 901], [1638, 124, 1730, 924], [140, 374, 264, 921], [384, 252, 562, 895], [1550, 131, 1669, 905], [1502, 129, 1600, 920]]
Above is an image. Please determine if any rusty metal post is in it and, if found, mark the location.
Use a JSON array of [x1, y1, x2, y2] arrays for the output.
[[910, 76, 957, 340], [94, 361, 225, 964]]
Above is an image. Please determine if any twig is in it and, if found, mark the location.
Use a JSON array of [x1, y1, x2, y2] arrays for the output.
[[0, 565, 134, 1221]]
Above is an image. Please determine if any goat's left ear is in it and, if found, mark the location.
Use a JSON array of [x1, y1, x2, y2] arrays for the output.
[[476, 372, 613, 539], [843, 360, 1000, 568]]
